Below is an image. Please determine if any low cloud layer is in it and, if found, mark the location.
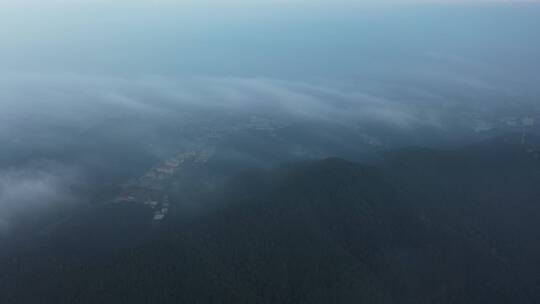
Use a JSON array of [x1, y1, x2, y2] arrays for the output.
[[0, 71, 537, 233], [0, 161, 82, 234], [0, 72, 516, 131], [0, 71, 533, 155]]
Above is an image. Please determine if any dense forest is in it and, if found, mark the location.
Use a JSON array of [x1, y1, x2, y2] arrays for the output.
[[1, 140, 540, 303]]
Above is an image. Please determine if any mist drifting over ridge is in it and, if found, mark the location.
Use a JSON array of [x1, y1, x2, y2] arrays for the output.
[[1, 0, 539, 233], [1, 1, 540, 303]]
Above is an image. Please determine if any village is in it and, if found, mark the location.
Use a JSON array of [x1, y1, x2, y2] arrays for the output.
[[111, 147, 215, 222]]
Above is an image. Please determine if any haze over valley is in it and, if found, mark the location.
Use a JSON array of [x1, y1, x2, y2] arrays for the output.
[[1, 1, 540, 303]]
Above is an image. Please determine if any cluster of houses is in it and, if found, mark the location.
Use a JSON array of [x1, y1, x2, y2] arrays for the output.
[[111, 147, 215, 222], [500, 116, 536, 128], [144, 195, 170, 221]]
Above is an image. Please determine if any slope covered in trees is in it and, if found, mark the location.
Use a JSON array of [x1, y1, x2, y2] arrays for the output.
[[1, 142, 539, 303]]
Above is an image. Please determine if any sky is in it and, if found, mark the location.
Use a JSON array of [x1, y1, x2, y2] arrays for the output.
[[1, 2, 539, 80], [1, 1, 539, 78]]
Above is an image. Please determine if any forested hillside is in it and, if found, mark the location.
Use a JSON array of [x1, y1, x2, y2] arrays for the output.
[[2, 142, 539, 303]]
